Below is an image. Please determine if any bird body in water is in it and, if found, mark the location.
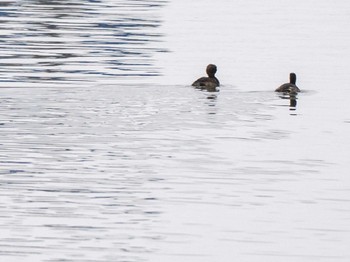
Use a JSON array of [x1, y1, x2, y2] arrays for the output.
[[275, 73, 300, 93], [192, 64, 220, 90]]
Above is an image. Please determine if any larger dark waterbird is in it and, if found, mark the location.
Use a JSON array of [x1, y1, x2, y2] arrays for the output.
[[192, 64, 220, 89]]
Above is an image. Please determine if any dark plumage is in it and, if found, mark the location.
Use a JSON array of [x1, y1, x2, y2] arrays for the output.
[[275, 73, 300, 93], [192, 64, 220, 89]]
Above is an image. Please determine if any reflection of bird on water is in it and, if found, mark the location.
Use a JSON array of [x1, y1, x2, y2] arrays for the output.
[[192, 64, 220, 91], [277, 91, 298, 111], [289, 93, 297, 109], [275, 73, 300, 93]]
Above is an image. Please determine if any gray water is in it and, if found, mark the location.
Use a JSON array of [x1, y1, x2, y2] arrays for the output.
[[1, 1, 350, 262]]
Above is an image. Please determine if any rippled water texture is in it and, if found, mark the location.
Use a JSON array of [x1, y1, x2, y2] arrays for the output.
[[0, 0, 167, 87], [1, 0, 350, 262]]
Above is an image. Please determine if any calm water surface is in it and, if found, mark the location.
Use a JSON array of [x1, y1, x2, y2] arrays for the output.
[[1, 1, 350, 262]]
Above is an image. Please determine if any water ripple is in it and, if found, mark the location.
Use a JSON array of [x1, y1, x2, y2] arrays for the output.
[[0, 0, 168, 88]]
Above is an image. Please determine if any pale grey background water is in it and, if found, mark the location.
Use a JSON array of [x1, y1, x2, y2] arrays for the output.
[[1, 1, 350, 262]]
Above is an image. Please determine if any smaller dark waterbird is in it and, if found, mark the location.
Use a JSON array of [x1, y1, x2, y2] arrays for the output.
[[275, 73, 300, 93]]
